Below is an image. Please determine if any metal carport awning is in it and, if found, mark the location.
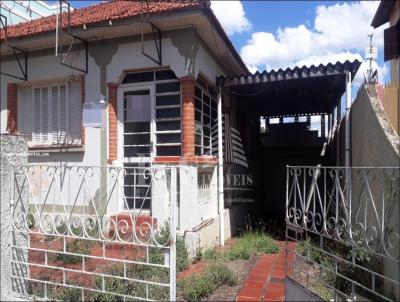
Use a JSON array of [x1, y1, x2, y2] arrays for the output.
[[216, 60, 361, 117], [214, 60, 361, 246]]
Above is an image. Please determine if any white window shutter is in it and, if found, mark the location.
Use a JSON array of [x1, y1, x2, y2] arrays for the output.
[[33, 88, 41, 144], [31, 82, 81, 146], [68, 81, 81, 144], [51, 85, 60, 145], [41, 87, 49, 144], [59, 84, 68, 144]]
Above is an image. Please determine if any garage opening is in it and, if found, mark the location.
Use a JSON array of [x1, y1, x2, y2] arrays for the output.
[[219, 60, 361, 234]]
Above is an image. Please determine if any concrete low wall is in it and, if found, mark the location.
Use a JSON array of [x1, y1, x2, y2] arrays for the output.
[[350, 85, 400, 300], [0, 134, 28, 301]]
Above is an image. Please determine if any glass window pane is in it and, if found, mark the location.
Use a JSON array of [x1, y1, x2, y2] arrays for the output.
[[157, 146, 181, 156], [124, 92, 151, 122], [195, 134, 202, 145], [155, 69, 177, 81], [195, 146, 202, 156], [122, 72, 154, 84], [157, 133, 181, 144], [124, 122, 150, 133], [195, 122, 202, 134], [195, 86, 202, 98], [124, 134, 150, 145], [156, 108, 180, 119], [156, 82, 180, 93], [156, 95, 180, 106], [156, 121, 180, 131], [195, 110, 202, 122]]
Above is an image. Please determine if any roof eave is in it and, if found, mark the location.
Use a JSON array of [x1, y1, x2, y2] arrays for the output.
[[371, 0, 396, 28], [201, 5, 248, 74]]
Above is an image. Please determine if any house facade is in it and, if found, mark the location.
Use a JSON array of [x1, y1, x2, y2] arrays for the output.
[[0, 1, 249, 253], [371, 0, 400, 134]]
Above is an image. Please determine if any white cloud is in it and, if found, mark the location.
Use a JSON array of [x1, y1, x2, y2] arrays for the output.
[[211, 1, 251, 35], [240, 1, 388, 83]]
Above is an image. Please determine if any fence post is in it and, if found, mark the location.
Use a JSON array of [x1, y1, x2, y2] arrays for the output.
[[169, 167, 177, 301], [0, 134, 28, 301]]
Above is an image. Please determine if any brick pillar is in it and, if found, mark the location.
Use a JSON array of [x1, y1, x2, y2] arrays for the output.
[[80, 75, 86, 145], [180, 76, 195, 161], [108, 83, 118, 163], [7, 83, 17, 134]]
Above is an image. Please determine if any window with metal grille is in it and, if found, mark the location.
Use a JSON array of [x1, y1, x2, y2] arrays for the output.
[[194, 83, 217, 156], [122, 69, 182, 156], [32, 81, 81, 146]]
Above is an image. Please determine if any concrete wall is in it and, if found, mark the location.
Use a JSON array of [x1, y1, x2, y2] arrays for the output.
[[351, 85, 399, 166], [350, 85, 400, 300]]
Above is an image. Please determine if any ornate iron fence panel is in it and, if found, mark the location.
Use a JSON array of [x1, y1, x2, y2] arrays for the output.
[[285, 166, 399, 301], [10, 164, 177, 301]]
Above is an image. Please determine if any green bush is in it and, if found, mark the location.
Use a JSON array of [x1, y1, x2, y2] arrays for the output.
[[146, 237, 188, 272], [53, 286, 82, 302], [54, 239, 93, 264], [176, 238, 189, 272], [178, 264, 238, 301], [225, 232, 279, 260]]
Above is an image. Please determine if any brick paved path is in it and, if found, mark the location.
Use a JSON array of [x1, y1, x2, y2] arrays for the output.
[[236, 241, 296, 302]]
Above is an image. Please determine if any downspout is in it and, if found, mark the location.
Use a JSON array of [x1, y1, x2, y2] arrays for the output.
[[336, 97, 342, 165], [217, 82, 225, 246], [345, 71, 352, 212], [345, 71, 352, 168]]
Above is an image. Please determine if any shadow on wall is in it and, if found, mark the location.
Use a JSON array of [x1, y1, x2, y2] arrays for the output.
[[170, 28, 199, 76]]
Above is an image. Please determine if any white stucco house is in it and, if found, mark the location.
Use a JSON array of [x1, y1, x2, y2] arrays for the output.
[[0, 0, 251, 252]]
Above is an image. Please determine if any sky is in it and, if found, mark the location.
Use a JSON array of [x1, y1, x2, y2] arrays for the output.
[[68, 0, 388, 88]]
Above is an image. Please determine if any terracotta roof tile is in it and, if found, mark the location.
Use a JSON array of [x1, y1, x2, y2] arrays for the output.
[[1, 0, 206, 40]]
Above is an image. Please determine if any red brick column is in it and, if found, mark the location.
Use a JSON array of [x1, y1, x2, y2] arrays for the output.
[[7, 83, 18, 134], [108, 83, 118, 163], [80, 75, 86, 145], [180, 76, 195, 161]]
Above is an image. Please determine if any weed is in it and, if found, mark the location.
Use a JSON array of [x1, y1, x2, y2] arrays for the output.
[[178, 264, 238, 301], [225, 232, 279, 260], [202, 248, 222, 261], [176, 238, 189, 272], [195, 247, 203, 261]]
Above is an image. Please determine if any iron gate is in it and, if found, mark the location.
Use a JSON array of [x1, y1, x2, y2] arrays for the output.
[[285, 166, 399, 301], [10, 164, 177, 301]]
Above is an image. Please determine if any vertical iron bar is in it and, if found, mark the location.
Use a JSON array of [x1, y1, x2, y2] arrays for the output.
[[285, 166, 289, 223], [217, 86, 225, 245], [169, 168, 177, 301]]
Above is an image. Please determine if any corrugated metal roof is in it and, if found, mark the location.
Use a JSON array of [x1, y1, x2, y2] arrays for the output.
[[218, 60, 361, 87]]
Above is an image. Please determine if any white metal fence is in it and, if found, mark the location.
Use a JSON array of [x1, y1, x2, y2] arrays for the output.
[[10, 164, 177, 301], [285, 166, 399, 301]]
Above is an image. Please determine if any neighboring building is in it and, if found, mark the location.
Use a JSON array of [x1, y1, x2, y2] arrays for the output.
[[371, 0, 400, 134], [0, 0, 248, 253], [0, 0, 69, 25]]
